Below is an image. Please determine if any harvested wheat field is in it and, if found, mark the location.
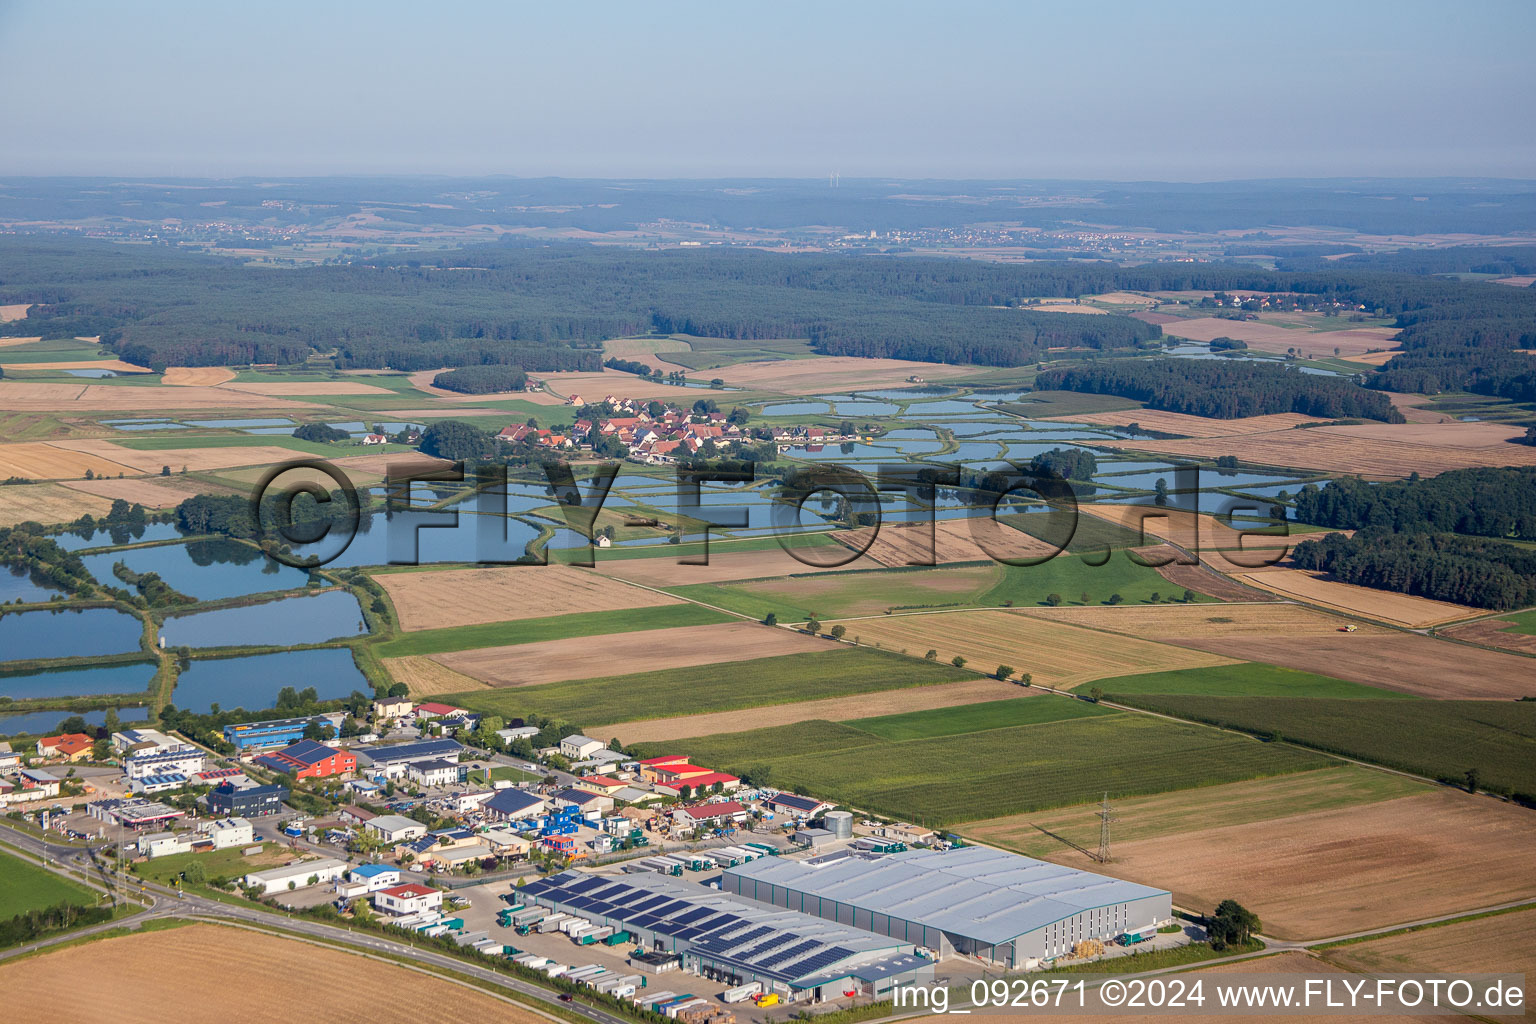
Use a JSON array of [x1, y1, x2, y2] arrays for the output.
[[607, 677, 1034, 744], [161, 366, 236, 386], [437, 621, 828, 687], [831, 610, 1238, 688], [1100, 421, 1536, 477], [713, 356, 974, 394], [0, 441, 140, 479], [1094, 790, 1536, 940], [1438, 617, 1536, 656], [597, 546, 861, 587], [0, 481, 116, 527], [1494, 275, 1536, 287], [534, 368, 710, 401], [0, 923, 540, 1024], [377, 564, 679, 631], [1173, 633, 1536, 700], [834, 519, 1061, 567], [1161, 316, 1400, 359], [220, 380, 394, 396], [1228, 568, 1480, 628], [51, 439, 312, 474], [1324, 907, 1536, 1009], [965, 767, 1425, 858], [384, 655, 491, 695], [0, 381, 302, 411], [1021, 602, 1381, 640], [1053, 408, 1326, 437], [0, 303, 32, 322], [0, 358, 146, 373], [1021, 302, 1107, 315], [62, 475, 210, 508], [737, 564, 997, 618]]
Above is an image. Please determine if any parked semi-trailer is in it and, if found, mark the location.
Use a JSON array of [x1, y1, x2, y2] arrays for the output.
[[722, 983, 762, 1003]]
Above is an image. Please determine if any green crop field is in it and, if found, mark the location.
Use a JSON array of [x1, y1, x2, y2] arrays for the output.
[[996, 391, 1143, 418], [1108, 695, 1536, 797], [977, 552, 1211, 608], [1095, 663, 1415, 700], [372, 604, 733, 658], [116, 434, 414, 456], [1493, 608, 1536, 635], [848, 695, 1114, 740], [448, 647, 977, 727], [667, 552, 1205, 623], [0, 848, 100, 918], [644, 712, 1330, 826]]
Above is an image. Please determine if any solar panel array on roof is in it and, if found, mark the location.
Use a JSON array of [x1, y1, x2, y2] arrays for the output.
[[516, 870, 911, 987]]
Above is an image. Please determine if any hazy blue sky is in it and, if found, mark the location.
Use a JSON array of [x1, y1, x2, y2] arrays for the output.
[[2, 0, 1532, 180]]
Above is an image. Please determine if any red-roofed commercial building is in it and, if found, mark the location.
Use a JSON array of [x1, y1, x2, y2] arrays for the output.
[[372, 882, 443, 916], [671, 801, 750, 829], [251, 740, 355, 780], [36, 734, 94, 762], [413, 702, 468, 721]]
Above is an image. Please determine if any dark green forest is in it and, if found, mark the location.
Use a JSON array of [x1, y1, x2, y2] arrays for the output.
[[1290, 529, 1536, 610], [431, 365, 529, 394], [1034, 359, 1403, 421], [1293, 468, 1536, 540]]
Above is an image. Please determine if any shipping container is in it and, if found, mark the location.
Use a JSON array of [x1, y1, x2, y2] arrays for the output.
[[602, 929, 632, 946], [722, 982, 761, 1003]]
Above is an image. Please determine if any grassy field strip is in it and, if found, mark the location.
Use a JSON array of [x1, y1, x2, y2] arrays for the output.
[[961, 765, 1428, 858], [447, 647, 978, 727], [1083, 663, 1418, 700], [370, 604, 733, 658], [647, 713, 1330, 826]]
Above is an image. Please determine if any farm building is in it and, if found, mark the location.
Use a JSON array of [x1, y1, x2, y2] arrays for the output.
[[518, 871, 933, 1004], [721, 846, 1172, 967]]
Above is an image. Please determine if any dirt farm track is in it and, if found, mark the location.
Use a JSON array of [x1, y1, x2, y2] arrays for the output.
[[0, 923, 539, 1024]]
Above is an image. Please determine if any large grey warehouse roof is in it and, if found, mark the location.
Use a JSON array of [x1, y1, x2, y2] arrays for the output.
[[723, 846, 1170, 946], [520, 870, 910, 987]]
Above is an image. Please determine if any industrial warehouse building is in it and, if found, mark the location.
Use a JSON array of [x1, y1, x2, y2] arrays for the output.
[[721, 846, 1171, 967], [519, 871, 934, 1003]]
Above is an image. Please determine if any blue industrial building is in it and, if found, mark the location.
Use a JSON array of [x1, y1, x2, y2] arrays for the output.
[[222, 713, 344, 752]]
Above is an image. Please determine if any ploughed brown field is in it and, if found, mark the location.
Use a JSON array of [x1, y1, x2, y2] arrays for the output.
[[1098, 420, 1536, 477], [1086, 790, 1536, 940], [605, 677, 1035, 744], [732, 564, 998, 618], [0, 923, 541, 1024], [1438, 617, 1536, 656], [833, 519, 1062, 567], [1171, 632, 1536, 700], [595, 546, 869, 586], [827, 609, 1238, 688], [1324, 907, 1536, 1010], [1226, 568, 1480, 628], [375, 564, 680, 631], [435, 620, 827, 687]]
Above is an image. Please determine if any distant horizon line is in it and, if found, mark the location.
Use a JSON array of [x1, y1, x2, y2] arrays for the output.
[[3, 173, 1536, 187]]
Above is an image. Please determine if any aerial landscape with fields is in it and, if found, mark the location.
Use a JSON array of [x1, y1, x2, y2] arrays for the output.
[[0, 2, 1533, 1022]]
